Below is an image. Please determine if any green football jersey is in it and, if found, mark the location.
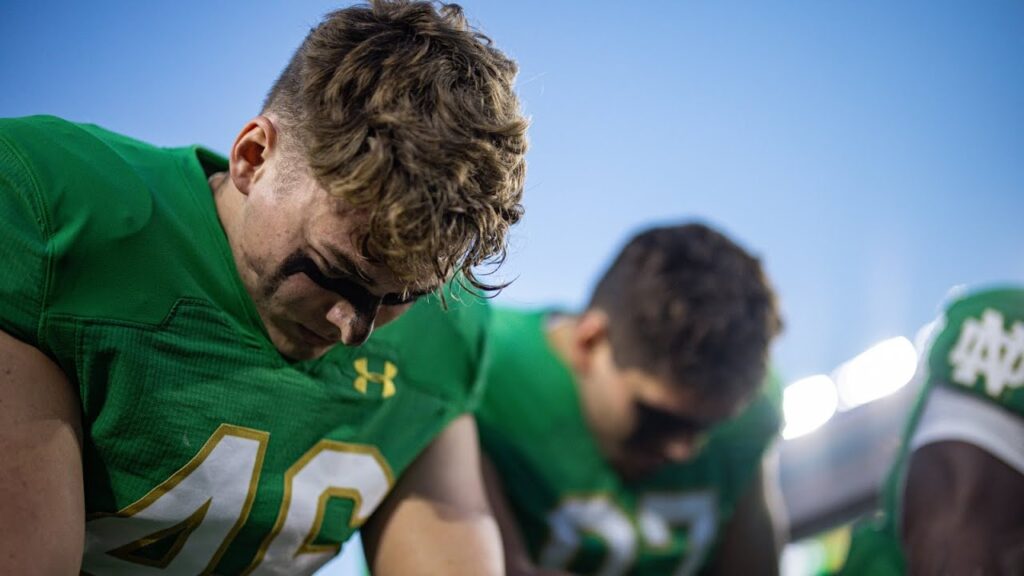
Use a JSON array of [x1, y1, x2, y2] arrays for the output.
[[0, 116, 489, 575], [842, 287, 1024, 575], [476, 308, 782, 576]]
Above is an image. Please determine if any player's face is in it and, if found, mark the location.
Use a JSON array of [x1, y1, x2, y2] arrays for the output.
[[618, 379, 747, 481], [231, 153, 437, 361], [581, 342, 749, 481]]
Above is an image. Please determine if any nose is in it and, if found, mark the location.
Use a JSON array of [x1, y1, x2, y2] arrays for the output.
[[326, 301, 379, 346]]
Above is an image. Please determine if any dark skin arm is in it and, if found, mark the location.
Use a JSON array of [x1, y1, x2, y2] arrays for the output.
[[703, 461, 784, 576], [0, 328, 84, 575], [902, 441, 1024, 576], [361, 415, 505, 576]]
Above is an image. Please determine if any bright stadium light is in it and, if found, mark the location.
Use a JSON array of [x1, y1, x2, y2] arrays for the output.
[[835, 336, 918, 410], [782, 375, 839, 440]]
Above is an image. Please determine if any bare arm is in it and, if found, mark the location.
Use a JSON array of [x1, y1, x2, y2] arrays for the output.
[[902, 441, 1024, 576], [0, 328, 84, 575], [361, 414, 504, 576], [704, 455, 785, 576]]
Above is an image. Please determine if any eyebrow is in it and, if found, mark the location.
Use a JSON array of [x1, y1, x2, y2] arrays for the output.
[[318, 249, 438, 304], [321, 248, 376, 287]]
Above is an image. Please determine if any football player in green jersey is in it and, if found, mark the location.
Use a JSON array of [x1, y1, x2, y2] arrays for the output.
[[841, 287, 1024, 576], [0, 2, 527, 574], [476, 223, 785, 576]]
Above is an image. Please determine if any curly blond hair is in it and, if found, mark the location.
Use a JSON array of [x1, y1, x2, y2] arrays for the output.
[[263, 0, 527, 293]]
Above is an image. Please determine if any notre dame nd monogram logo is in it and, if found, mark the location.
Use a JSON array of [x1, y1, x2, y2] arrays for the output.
[[949, 308, 1024, 398], [353, 358, 399, 398]]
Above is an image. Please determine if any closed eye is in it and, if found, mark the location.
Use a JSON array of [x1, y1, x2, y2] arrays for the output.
[[381, 288, 433, 307], [381, 292, 416, 306], [284, 256, 379, 311]]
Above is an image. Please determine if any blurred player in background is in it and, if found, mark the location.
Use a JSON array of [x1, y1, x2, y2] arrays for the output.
[[0, 1, 527, 574], [842, 287, 1024, 575], [476, 222, 786, 576]]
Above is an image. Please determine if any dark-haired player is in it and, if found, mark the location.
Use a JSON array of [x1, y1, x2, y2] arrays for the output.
[[477, 223, 785, 575]]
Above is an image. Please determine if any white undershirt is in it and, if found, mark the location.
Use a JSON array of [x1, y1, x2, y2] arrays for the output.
[[911, 384, 1024, 475]]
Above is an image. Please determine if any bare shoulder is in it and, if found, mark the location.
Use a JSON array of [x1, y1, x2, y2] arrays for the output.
[[903, 441, 1024, 575], [905, 440, 1024, 525]]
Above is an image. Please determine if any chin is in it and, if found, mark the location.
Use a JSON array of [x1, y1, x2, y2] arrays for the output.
[[272, 337, 332, 362], [267, 324, 335, 361]]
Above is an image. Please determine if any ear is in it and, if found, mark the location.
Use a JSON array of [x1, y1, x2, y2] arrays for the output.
[[229, 116, 278, 196], [572, 309, 610, 375]]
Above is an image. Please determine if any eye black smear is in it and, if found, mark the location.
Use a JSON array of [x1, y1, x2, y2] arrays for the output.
[[626, 401, 708, 449], [275, 251, 381, 315], [269, 250, 423, 311]]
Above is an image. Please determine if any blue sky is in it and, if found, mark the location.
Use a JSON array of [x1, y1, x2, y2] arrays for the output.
[[3, 0, 1022, 380]]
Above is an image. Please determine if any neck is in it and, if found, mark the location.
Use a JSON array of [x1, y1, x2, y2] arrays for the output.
[[211, 173, 242, 250], [211, 173, 260, 299], [547, 313, 619, 468]]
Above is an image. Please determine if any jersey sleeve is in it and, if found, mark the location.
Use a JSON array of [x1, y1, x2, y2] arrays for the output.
[[0, 120, 52, 350], [908, 288, 1024, 470], [924, 288, 1024, 414], [910, 385, 1024, 474], [437, 281, 493, 413]]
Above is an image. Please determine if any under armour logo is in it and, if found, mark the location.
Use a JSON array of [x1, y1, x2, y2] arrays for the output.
[[353, 358, 398, 398], [949, 308, 1024, 398]]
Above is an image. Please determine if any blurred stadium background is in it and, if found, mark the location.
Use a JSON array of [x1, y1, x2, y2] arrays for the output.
[[4, 2, 1021, 574]]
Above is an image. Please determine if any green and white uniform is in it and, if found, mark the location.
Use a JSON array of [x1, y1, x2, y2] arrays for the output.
[[0, 115, 489, 575], [842, 287, 1024, 575], [476, 309, 782, 576]]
